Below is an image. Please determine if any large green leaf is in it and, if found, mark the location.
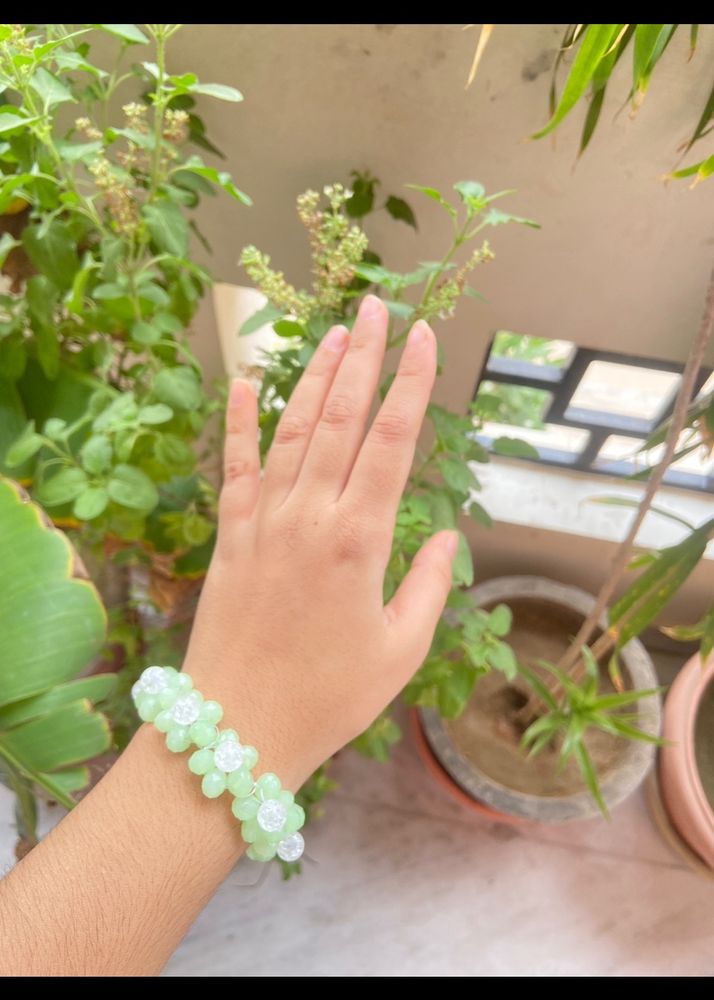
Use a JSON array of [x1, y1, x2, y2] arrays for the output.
[[0, 479, 109, 814]]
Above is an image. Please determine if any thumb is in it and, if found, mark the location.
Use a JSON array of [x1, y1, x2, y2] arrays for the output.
[[385, 530, 459, 654]]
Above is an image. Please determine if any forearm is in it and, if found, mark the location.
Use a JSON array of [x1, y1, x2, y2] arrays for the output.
[[0, 725, 248, 976]]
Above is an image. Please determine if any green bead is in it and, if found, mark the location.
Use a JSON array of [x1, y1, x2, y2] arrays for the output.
[[136, 693, 161, 722], [159, 689, 179, 710], [201, 770, 226, 799], [166, 726, 191, 752], [255, 772, 281, 799], [227, 768, 254, 798], [154, 709, 174, 732], [189, 721, 219, 748], [218, 728, 239, 743], [242, 745, 258, 770], [188, 748, 215, 775], [163, 666, 178, 679], [175, 673, 193, 693], [247, 841, 277, 862], [232, 795, 259, 821], [284, 803, 305, 835], [241, 817, 260, 843], [200, 700, 223, 725], [278, 789, 294, 808]]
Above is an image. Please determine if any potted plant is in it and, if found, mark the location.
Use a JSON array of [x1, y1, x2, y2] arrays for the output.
[[0, 23, 249, 814]]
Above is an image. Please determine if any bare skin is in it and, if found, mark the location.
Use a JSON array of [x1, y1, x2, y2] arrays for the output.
[[0, 296, 456, 976]]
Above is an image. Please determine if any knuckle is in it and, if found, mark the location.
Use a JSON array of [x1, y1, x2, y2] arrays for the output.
[[274, 412, 311, 445], [321, 393, 358, 429], [334, 512, 367, 561], [224, 458, 259, 482], [371, 410, 412, 445]]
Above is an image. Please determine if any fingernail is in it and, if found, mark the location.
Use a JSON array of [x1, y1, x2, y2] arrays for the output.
[[229, 378, 251, 408], [322, 325, 349, 352], [408, 320, 431, 347], [444, 531, 459, 557], [359, 293, 383, 318]]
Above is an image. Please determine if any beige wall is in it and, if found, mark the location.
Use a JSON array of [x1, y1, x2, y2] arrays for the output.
[[165, 23, 713, 618], [168, 23, 714, 403]]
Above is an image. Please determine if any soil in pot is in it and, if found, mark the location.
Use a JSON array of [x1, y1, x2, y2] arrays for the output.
[[444, 597, 624, 798], [695, 682, 714, 809]]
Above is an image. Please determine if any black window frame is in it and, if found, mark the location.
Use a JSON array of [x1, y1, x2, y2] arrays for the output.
[[473, 342, 713, 494]]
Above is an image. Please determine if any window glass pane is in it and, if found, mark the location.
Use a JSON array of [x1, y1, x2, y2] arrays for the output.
[[567, 361, 680, 421], [491, 331, 574, 368], [474, 381, 551, 429], [480, 421, 590, 456]]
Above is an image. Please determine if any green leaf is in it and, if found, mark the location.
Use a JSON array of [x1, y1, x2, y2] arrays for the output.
[[5, 423, 43, 468], [192, 82, 243, 101], [385, 195, 417, 229], [138, 403, 173, 425], [73, 486, 109, 521], [107, 464, 159, 513], [55, 139, 102, 163], [351, 714, 402, 762], [0, 674, 115, 731], [182, 512, 214, 547], [43, 419, 66, 440], [489, 604, 512, 637], [3, 701, 110, 773], [176, 160, 251, 205], [0, 112, 39, 135], [54, 50, 108, 77], [574, 742, 609, 818], [142, 200, 188, 257], [98, 23, 149, 44], [633, 24, 677, 104], [80, 435, 112, 475], [29, 67, 75, 107], [468, 500, 492, 528], [438, 661, 477, 718], [22, 221, 79, 291], [454, 180, 486, 205], [669, 154, 714, 186], [405, 183, 456, 217], [486, 641, 518, 680], [345, 173, 377, 217], [273, 320, 305, 339], [0, 231, 18, 267], [452, 531, 474, 587], [484, 207, 540, 229], [492, 436, 539, 459], [130, 319, 161, 345], [152, 366, 203, 411], [239, 303, 284, 336], [0, 478, 106, 705], [438, 457, 478, 494], [36, 467, 88, 506], [384, 300, 415, 320], [532, 24, 623, 139]]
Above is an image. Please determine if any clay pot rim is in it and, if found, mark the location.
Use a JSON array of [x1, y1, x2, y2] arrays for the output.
[[664, 655, 714, 839], [419, 575, 661, 823]]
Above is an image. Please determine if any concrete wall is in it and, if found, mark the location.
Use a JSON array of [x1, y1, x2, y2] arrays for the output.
[[162, 23, 713, 619]]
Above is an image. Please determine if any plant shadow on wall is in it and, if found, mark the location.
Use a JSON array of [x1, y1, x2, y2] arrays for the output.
[[0, 21, 248, 834]]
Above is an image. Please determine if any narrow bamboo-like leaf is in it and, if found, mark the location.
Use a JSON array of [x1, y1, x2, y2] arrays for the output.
[[560, 714, 587, 761], [682, 78, 714, 154], [574, 742, 609, 817], [690, 24, 699, 59], [519, 666, 559, 711], [532, 24, 623, 139], [632, 24, 677, 107], [579, 24, 635, 156], [465, 23, 494, 89], [591, 687, 662, 712]]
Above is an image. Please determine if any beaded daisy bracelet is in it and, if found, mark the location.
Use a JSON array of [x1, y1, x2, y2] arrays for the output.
[[131, 666, 305, 863]]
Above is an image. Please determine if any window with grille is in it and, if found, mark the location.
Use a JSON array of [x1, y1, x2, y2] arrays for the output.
[[472, 332, 713, 494]]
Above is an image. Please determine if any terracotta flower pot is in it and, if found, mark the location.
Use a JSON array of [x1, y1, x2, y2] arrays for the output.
[[659, 653, 714, 868]]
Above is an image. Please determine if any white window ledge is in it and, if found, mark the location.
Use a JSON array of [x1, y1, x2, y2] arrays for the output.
[[475, 459, 714, 560]]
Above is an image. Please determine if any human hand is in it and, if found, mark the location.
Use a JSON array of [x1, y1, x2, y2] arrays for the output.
[[184, 295, 457, 789]]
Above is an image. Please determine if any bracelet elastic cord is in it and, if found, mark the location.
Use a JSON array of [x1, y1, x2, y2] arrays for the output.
[[131, 666, 305, 863]]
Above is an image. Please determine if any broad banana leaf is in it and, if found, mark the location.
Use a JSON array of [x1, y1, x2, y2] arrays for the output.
[[0, 477, 112, 839]]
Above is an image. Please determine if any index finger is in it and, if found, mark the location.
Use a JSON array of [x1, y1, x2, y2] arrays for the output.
[[341, 319, 436, 526]]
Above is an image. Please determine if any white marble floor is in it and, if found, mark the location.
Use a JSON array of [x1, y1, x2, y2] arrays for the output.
[[2, 718, 713, 977]]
